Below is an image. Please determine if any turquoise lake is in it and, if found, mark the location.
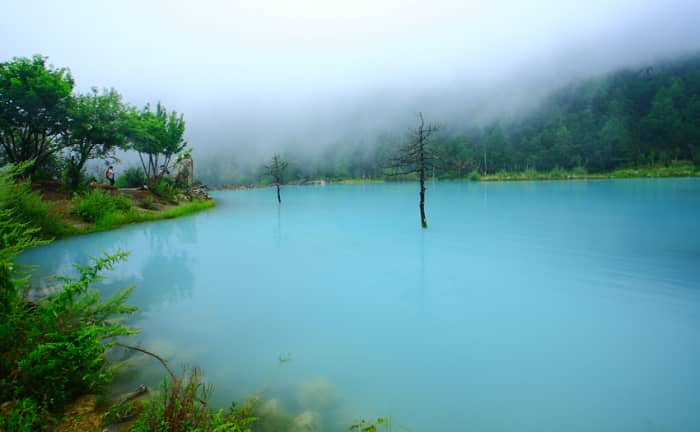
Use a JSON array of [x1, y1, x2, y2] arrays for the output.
[[19, 179, 700, 431]]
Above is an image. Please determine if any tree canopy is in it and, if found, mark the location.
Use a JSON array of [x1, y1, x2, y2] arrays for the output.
[[127, 102, 187, 182], [0, 55, 74, 173]]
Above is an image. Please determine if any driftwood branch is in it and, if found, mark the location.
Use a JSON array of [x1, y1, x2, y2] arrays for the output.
[[116, 342, 177, 382]]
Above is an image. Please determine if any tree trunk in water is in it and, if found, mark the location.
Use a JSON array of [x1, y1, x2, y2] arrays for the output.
[[276, 183, 281, 203], [419, 153, 427, 229]]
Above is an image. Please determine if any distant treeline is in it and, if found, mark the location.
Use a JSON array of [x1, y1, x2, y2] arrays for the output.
[[199, 54, 700, 186]]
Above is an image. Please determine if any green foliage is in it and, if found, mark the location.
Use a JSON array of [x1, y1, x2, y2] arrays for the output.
[[139, 196, 156, 210], [0, 163, 65, 239], [0, 232, 137, 427], [0, 55, 74, 172], [62, 158, 87, 192], [571, 166, 588, 176], [467, 170, 481, 181], [0, 397, 50, 432], [131, 367, 257, 432], [64, 88, 128, 176], [102, 399, 139, 426], [149, 177, 178, 202], [72, 189, 133, 223], [126, 102, 187, 181], [116, 166, 147, 188], [2, 253, 138, 409], [548, 166, 566, 179]]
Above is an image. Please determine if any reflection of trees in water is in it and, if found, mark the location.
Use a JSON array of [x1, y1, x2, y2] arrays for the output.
[[103, 218, 198, 313], [23, 216, 198, 313]]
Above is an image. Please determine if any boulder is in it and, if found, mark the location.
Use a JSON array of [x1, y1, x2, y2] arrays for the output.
[[172, 154, 194, 187]]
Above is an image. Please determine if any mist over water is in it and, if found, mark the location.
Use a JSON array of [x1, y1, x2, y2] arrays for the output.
[[20, 179, 700, 431], [4, 1, 700, 163]]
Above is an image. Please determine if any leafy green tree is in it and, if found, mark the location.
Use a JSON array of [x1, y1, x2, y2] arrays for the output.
[[63, 88, 127, 189], [0, 55, 74, 174], [127, 102, 186, 182]]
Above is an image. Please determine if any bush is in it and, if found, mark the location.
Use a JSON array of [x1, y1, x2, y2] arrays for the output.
[[139, 196, 156, 210], [467, 170, 481, 181], [116, 167, 147, 188], [0, 164, 64, 238], [548, 166, 566, 178], [131, 367, 257, 432], [72, 189, 133, 223], [571, 166, 588, 176], [0, 189, 138, 428], [149, 177, 178, 203], [0, 397, 50, 432]]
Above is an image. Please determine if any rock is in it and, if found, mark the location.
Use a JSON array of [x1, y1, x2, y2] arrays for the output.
[[296, 377, 339, 411], [172, 154, 194, 187], [259, 398, 281, 416], [186, 185, 210, 201], [291, 410, 321, 431]]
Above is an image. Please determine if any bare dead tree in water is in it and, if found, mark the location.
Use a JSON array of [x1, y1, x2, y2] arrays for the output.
[[387, 113, 441, 228], [265, 153, 288, 203]]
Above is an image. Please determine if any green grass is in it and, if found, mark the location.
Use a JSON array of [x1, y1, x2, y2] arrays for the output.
[[479, 162, 700, 182], [336, 178, 386, 185], [91, 200, 215, 233], [59, 199, 216, 238]]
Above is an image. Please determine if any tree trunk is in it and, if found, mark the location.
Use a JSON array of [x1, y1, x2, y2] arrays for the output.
[[276, 183, 281, 203], [419, 146, 427, 229]]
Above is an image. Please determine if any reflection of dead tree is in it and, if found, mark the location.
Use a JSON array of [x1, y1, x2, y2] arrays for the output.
[[265, 153, 288, 204], [387, 113, 441, 228]]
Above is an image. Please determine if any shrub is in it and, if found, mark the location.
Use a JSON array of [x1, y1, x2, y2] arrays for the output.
[[0, 397, 50, 432], [467, 170, 481, 181], [132, 367, 258, 432], [548, 166, 566, 178], [72, 189, 133, 223], [139, 196, 156, 210], [116, 167, 147, 188], [72, 189, 112, 222], [571, 166, 588, 176], [61, 161, 87, 192], [0, 164, 63, 238], [149, 177, 178, 203], [0, 196, 138, 428]]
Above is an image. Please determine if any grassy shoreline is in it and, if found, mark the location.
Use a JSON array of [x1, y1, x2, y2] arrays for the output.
[[479, 164, 700, 182], [61, 199, 216, 238], [213, 163, 700, 189], [31, 185, 217, 241]]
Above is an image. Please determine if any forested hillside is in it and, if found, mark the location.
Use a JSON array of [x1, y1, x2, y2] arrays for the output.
[[198, 54, 700, 186]]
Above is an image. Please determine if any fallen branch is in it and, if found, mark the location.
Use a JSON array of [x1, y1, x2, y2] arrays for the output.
[[115, 342, 176, 382]]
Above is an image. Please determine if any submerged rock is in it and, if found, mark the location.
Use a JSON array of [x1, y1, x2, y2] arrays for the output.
[[259, 398, 282, 417], [296, 377, 339, 411], [291, 410, 321, 431]]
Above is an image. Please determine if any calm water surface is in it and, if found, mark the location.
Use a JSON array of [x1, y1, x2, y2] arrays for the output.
[[20, 179, 700, 431]]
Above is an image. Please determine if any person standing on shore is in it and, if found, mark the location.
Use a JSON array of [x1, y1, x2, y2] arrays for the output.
[[105, 165, 115, 186]]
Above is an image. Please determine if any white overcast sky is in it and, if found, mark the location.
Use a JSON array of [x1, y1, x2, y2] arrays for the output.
[[3, 0, 700, 158]]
